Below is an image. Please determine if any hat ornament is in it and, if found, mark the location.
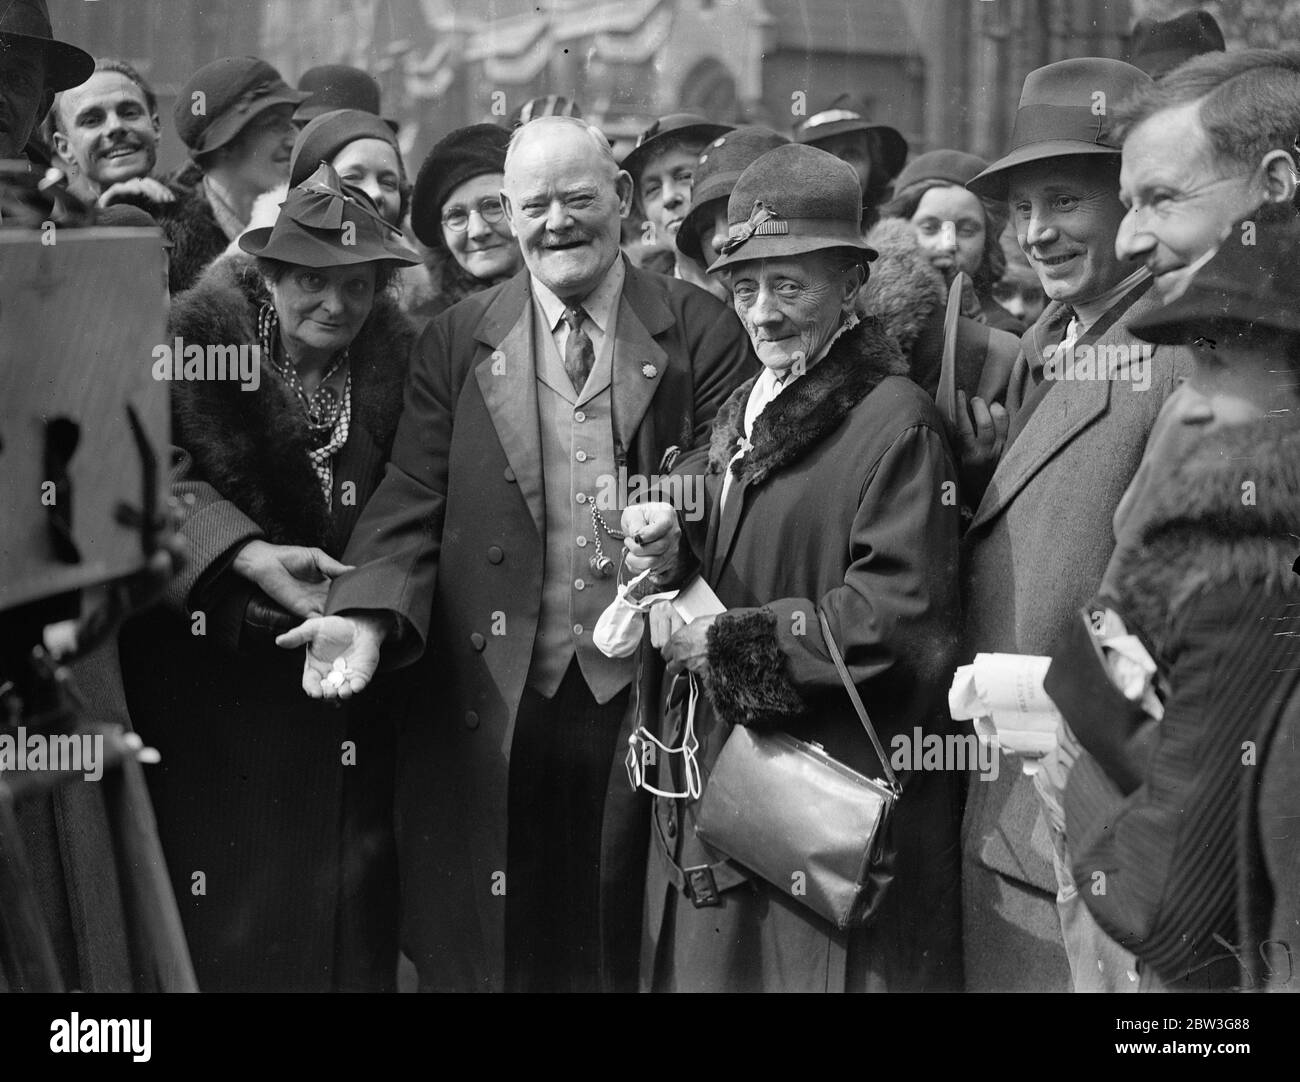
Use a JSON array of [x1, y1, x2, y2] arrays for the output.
[[718, 200, 789, 256], [290, 163, 401, 236]]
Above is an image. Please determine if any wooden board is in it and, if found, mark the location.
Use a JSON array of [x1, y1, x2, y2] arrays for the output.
[[0, 229, 171, 612]]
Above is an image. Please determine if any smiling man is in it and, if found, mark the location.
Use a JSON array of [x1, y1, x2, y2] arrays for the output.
[[277, 115, 755, 992], [49, 59, 166, 208], [960, 58, 1193, 994], [1111, 48, 1300, 301]]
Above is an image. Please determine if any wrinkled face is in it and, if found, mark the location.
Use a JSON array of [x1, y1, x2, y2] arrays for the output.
[[638, 144, 700, 239], [502, 125, 631, 302], [222, 104, 296, 192], [911, 184, 986, 281], [729, 251, 861, 373], [1008, 157, 1130, 305], [1117, 103, 1264, 301], [332, 137, 403, 226], [271, 262, 376, 361], [55, 72, 159, 189], [440, 172, 520, 281], [1175, 332, 1300, 430], [0, 39, 47, 160]]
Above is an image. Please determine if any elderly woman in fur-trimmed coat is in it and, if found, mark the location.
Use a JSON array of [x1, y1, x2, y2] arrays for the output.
[[624, 145, 964, 992], [117, 167, 419, 991]]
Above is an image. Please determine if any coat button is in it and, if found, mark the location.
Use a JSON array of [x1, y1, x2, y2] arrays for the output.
[[572, 623, 584, 636], [575, 450, 588, 462], [504, 467, 516, 483], [487, 545, 503, 564], [574, 410, 586, 423], [470, 633, 486, 651], [576, 535, 588, 547], [465, 710, 479, 729]]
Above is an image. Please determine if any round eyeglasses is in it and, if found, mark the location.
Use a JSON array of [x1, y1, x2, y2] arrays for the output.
[[441, 198, 506, 232]]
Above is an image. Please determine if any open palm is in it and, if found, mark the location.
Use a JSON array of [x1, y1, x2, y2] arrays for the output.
[[276, 615, 383, 700]]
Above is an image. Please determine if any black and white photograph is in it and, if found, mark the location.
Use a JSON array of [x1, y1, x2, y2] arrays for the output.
[[1, 0, 1297, 1058]]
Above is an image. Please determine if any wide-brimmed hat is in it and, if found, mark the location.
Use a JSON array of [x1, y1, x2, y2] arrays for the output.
[[173, 56, 308, 156], [795, 94, 908, 181], [1128, 10, 1225, 79], [410, 122, 510, 248], [0, 0, 94, 91], [893, 149, 989, 201], [621, 113, 733, 182], [1129, 219, 1300, 344], [239, 162, 419, 267], [967, 59, 1152, 200], [708, 143, 876, 272], [289, 108, 401, 189], [676, 126, 789, 262], [294, 64, 397, 131]]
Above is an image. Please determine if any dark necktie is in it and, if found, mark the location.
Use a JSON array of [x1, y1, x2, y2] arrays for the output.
[[562, 305, 594, 394]]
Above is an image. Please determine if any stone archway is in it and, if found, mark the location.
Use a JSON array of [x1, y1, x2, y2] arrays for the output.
[[678, 57, 738, 121]]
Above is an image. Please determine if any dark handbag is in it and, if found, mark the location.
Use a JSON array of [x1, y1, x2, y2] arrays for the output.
[[694, 608, 900, 930]]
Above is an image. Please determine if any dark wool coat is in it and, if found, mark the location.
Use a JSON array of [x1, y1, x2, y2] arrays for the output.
[[1054, 419, 1300, 990], [959, 280, 1191, 992], [117, 254, 415, 992], [641, 318, 965, 992], [325, 258, 757, 991]]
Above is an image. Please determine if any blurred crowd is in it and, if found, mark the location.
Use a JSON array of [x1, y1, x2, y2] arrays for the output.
[[2, 0, 1297, 994]]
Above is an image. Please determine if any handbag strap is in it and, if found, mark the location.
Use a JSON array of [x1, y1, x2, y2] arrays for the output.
[[816, 607, 900, 794]]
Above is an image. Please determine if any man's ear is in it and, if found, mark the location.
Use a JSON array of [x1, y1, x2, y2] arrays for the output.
[[614, 169, 634, 219], [840, 260, 866, 308], [499, 187, 518, 237], [1259, 148, 1298, 205], [51, 128, 74, 169]]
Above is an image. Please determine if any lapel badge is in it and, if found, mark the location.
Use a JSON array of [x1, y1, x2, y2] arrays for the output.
[[642, 363, 658, 379], [738, 436, 753, 455]]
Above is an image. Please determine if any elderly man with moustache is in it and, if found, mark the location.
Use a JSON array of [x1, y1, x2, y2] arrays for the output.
[[957, 58, 1193, 993], [277, 115, 755, 992]]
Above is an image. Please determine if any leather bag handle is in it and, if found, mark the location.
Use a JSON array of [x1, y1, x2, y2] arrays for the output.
[[817, 607, 900, 794]]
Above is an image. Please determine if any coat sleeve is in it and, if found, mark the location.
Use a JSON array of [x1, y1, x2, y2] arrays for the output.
[[325, 315, 451, 667], [705, 422, 961, 731], [162, 445, 263, 614], [1068, 588, 1270, 986]]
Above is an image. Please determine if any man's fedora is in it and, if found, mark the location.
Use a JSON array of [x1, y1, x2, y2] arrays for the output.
[[0, 0, 94, 91], [239, 162, 419, 268], [620, 113, 733, 181], [1129, 218, 1300, 344], [708, 142, 875, 272], [795, 93, 908, 180], [676, 126, 789, 262], [1128, 10, 1225, 79], [967, 58, 1153, 200]]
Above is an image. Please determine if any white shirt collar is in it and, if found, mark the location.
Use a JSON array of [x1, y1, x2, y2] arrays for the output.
[[1071, 266, 1151, 330], [530, 255, 626, 335]]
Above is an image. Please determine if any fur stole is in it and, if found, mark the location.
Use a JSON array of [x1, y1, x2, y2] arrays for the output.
[[167, 253, 414, 546], [1111, 418, 1300, 655], [705, 315, 908, 487], [863, 216, 947, 361]]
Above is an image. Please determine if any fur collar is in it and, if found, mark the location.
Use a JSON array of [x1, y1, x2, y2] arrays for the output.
[[1113, 419, 1300, 651], [168, 253, 413, 546], [156, 184, 229, 293], [863, 216, 946, 360], [706, 316, 907, 486]]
